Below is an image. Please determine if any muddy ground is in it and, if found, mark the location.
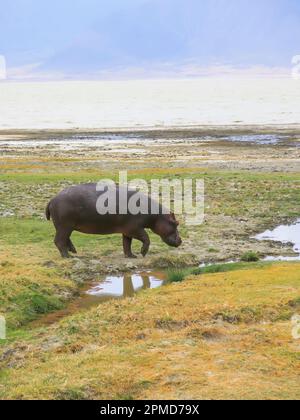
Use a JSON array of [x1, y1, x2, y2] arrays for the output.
[[0, 126, 300, 173]]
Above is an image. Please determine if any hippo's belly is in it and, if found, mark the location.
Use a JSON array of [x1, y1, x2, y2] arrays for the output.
[[74, 223, 121, 235]]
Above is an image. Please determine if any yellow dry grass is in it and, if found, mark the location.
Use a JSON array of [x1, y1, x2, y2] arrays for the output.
[[0, 263, 299, 400], [0, 246, 76, 327]]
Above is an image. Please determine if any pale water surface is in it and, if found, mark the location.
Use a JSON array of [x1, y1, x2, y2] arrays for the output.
[[255, 219, 300, 261], [86, 273, 164, 298], [1, 78, 300, 130], [31, 271, 165, 327]]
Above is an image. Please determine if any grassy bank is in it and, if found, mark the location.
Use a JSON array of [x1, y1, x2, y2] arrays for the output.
[[0, 262, 299, 400], [0, 246, 76, 329]]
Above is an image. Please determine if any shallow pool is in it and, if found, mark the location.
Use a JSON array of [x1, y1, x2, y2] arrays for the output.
[[255, 219, 300, 261]]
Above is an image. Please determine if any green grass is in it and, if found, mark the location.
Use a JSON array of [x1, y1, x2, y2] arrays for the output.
[[1, 168, 300, 182], [191, 261, 271, 276], [1, 169, 299, 226], [0, 218, 122, 249], [241, 251, 260, 262], [167, 261, 275, 283], [8, 292, 65, 325], [166, 269, 188, 283]]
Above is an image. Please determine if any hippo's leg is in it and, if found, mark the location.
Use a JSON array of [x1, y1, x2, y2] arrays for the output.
[[123, 235, 137, 259], [68, 239, 77, 254], [131, 229, 150, 257], [54, 228, 72, 258]]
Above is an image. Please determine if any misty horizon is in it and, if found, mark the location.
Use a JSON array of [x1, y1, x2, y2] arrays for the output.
[[1, 0, 300, 80]]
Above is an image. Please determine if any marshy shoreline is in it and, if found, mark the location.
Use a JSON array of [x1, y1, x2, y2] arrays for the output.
[[1, 123, 300, 138]]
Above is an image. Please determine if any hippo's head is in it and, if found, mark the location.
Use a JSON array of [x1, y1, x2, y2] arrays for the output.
[[152, 213, 182, 248]]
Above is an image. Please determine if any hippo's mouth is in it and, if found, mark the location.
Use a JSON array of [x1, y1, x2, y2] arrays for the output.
[[174, 239, 183, 248], [163, 236, 182, 248]]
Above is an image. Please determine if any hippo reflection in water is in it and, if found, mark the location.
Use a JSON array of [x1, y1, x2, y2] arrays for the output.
[[87, 273, 164, 300], [46, 183, 182, 258]]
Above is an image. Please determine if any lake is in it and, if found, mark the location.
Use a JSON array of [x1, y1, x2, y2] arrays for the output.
[[1, 78, 300, 130]]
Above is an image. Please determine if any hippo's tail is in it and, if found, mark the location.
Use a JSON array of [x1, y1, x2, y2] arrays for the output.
[[45, 201, 51, 221]]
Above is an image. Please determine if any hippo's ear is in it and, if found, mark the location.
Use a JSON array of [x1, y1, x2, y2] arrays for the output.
[[170, 212, 179, 226]]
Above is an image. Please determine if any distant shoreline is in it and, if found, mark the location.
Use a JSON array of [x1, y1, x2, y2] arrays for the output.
[[1, 124, 300, 140]]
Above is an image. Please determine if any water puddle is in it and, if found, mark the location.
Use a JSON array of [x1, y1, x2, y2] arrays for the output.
[[220, 134, 289, 145], [255, 219, 300, 261], [87, 272, 164, 298], [31, 271, 165, 328], [199, 260, 236, 268]]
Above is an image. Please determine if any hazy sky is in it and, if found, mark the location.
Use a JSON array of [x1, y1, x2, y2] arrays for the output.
[[1, 0, 300, 79]]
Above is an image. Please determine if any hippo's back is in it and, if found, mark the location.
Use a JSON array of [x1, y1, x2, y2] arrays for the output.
[[48, 183, 99, 223], [47, 183, 155, 234]]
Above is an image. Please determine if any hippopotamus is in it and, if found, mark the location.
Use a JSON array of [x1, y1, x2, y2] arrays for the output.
[[46, 183, 182, 258]]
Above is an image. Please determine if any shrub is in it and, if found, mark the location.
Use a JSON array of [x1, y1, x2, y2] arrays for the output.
[[167, 269, 188, 283], [241, 251, 260, 262]]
